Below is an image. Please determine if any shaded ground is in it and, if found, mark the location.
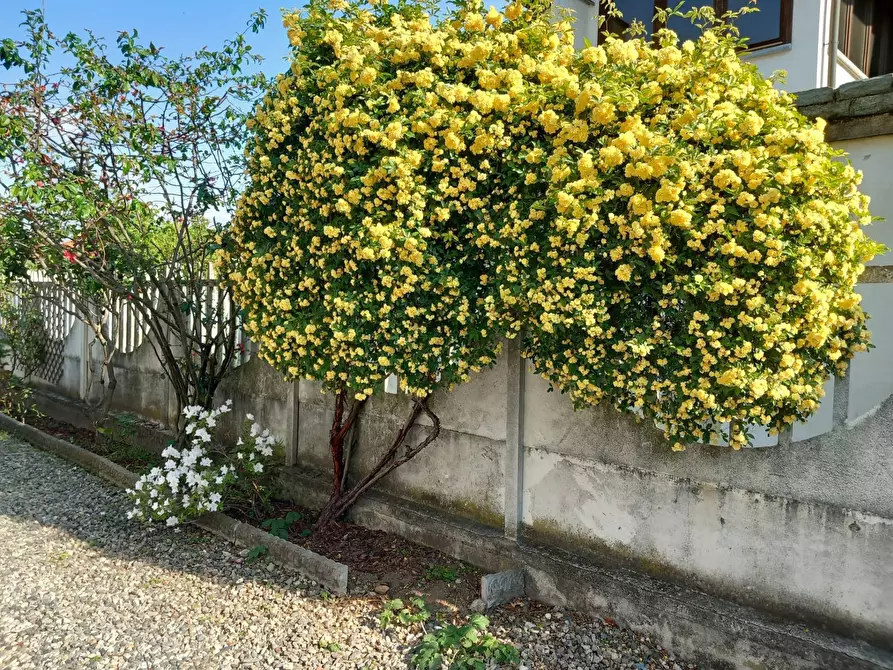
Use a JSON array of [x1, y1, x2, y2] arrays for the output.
[[253, 500, 484, 608], [30, 413, 163, 473], [0, 433, 697, 669]]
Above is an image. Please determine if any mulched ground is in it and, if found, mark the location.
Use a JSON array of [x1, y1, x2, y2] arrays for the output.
[[251, 500, 483, 609], [27, 413, 163, 473], [28, 413, 96, 446]]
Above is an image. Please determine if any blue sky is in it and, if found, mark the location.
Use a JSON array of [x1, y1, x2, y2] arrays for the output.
[[1, 1, 296, 76]]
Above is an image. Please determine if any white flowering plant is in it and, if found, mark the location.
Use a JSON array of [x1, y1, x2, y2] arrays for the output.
[[126, 400, 279, 527]]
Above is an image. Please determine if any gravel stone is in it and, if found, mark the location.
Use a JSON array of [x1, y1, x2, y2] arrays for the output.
[[0, 436, 698, 669]]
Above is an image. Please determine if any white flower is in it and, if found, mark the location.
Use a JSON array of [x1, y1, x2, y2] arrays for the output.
[[253, 463, 264, 473], [200, 457, 212, 467], [246, 413, 255, 421], [166, 516, 179, 527], [210, 492, 222, 505], [134, 480, 143, 491], [194, 427, 212, 443]]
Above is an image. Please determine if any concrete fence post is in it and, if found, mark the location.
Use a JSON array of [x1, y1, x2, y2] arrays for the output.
[[285, 379, 300, 466], [78, 318, 91, 402], [504, 336, 525, 541]]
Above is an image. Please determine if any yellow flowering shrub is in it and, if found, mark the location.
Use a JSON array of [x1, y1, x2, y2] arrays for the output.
[[217, 0, 564, 401], [486, 15, 884, 449]]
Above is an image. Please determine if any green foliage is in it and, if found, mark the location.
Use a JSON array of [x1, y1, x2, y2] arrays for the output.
[[0, 8, 269, 419], [0, 369, 33, 421], [411, 614, 520, 669], [246, 544, 269, 561], [261, 511, 303, 539], [425, 565, 459, 583], [379, 599, 519, 669], [379, 598, 432, 630], [0, 295, 47, 378]]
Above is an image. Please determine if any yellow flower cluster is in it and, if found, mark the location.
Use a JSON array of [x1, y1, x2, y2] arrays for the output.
[[484, 22, 883, 449], [220, 0, 882, 449], [218, 0, 564, 400]]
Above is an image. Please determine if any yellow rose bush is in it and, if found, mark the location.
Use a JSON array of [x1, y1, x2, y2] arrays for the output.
[[486, 9, 883, 449]]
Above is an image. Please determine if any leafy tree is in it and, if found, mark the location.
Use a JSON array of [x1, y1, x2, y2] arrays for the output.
[[0, 9, 269, 433]]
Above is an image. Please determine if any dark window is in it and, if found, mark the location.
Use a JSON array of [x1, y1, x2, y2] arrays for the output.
[[839, 0, 893, 77], [599, 0, 792, 50]]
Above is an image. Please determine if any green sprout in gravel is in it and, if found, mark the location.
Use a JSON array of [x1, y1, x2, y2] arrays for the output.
[[412, 614, 520, 670], [378, 599, 519, 669], [379, 598, 432, 629], [246, 544, 268, 561]]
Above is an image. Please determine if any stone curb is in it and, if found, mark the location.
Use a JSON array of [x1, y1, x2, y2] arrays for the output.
[[0, 411, 348, 594]]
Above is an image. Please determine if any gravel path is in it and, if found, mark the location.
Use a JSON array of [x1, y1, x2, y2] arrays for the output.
[[0, 436, 694, 670]]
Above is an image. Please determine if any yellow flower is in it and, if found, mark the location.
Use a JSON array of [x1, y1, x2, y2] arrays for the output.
[[464, 12, 486, 32], [485, 6, 503, 27]]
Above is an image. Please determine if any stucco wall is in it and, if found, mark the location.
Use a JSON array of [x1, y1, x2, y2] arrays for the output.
[[522, 360, 893, 642]]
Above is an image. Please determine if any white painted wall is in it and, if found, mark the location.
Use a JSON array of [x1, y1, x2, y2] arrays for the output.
[[576, 0, 867, 93], [743, 0, 829, 92]]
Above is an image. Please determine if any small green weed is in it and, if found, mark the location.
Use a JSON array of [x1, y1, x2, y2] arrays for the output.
[[425, 565, 459, 583], [378, 599, 518, 669], [261, 511, 303, 539], [379, 598, 431, 629], [411, 614, 519, 670], [246, 544, 268, 561], [318, 640, 341, 652]]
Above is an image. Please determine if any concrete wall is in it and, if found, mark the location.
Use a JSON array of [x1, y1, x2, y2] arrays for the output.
[[522, 359, 893, 643]]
